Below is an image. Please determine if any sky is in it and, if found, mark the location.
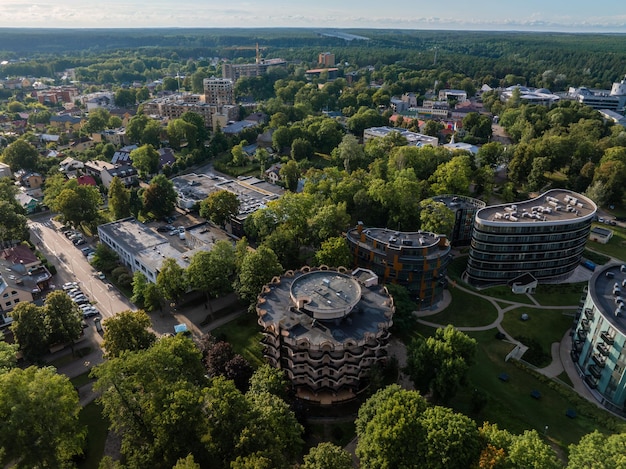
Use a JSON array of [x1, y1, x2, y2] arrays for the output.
[[1, 0, 626, 32]]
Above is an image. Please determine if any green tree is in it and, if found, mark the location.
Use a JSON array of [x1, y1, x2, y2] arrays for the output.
[[102, 310, 156, 358], [248, 364, 289, 400], [173, 454, 201, 469], [429, 155, 473, 195], [302, 442, 353, 469], [0, 332, 18, 374], [43, 290, 83, 351], [156, 258, 187, 304], [168, 118, 196, 151], [108, 175, 131, 220], [476, 141, 505, 168], [419, 406, 482, 469], [9, 302, 48, 363], [199, 190, 240, 227], [0, 366, 85, 468], [132, 270, 150, 308], [130, 144, 160, 178], [307, 202, 351, 245], [290, 137, 313, 161], [84, 108, 111, 133], [335, 134, 364, 173], [279, 160, 301, 192], [235, 246, 283, 304], [187, 242, 235, 305], [423, 120, 444, 137], [54, 183, 102, 229], [356, 385, 428, 468], [419, 199, 455, 237], [314, 236, 353, 268], [92, 336, 207, 469], [1, 139, 39, 171], [143, 174, 177, 218], [0, 200, 28, 245], [407, 324, 477, 403], [567, 430, 626, 469], [92, 242, 119, 272], [115, 88, 137, 107]]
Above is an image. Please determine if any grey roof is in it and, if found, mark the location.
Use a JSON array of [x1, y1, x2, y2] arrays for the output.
[[589, 264, 626, 334]]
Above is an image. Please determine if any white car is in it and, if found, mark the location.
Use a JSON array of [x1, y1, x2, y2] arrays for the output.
[[62, 282, 79, 291]]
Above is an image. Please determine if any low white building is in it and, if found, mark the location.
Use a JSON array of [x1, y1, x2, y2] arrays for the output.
[[363, 126, 439, 147]]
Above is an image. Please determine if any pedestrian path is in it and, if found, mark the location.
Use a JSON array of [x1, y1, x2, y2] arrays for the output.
[[416, 277, 608, 409]]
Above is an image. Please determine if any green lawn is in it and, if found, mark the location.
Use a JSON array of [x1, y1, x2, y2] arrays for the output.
[[482, 285, 534, 305], [426, 287, 498, 327], [212, 313, 265, 367], [447, 330, 626, 450], [585, 223, 626, 262], [500, 307, 574, 354], [447, 256, 471, 285], [77, 402, 109, 469], [531, 283, 586, 307]]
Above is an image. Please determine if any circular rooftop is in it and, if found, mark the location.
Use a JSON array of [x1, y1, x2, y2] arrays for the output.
[[290, 270, 362, 320]]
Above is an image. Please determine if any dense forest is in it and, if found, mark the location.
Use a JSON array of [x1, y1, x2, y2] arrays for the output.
[[1, 28, 626, 89]]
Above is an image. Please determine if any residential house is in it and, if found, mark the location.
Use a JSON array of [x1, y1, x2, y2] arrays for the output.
[[84, 160, 116, 182], [0, 163, 12, 179], [15, 171, 43, 190], [0, 245, 52, 328], [70, 136, 94, 152], [264, 163, 282, 185], [158, 147, 176, 169], [111, 145, 138, 165], [15, 192, 39, 213], [101, 164, 138, 188], [59, 157, 84, 174], [77, 175, 97, 187], [49, 114, 83, 131]]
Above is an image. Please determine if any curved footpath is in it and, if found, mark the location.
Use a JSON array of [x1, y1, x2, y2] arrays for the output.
[[415, 278, 602, 407]]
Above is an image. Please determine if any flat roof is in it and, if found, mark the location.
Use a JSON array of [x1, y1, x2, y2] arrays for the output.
[[357, 227, 443, 248], [590, 264, 626, 333], [432, 194, 486, 211], [258, 268, 393, 346], [290, 271, 361, 320], [477, 189, 596, 225]]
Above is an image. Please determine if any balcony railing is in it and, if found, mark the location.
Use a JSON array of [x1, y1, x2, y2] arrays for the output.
[[592, 353, 606, 368], [597, 342, 610, 356], [589, 364, 603, 379], [577, 329, 588, 340], [584, 308, 594, 320], [581, 319, 591, 331], [601, 331, 615, 345], [585, 375, 598, 389]]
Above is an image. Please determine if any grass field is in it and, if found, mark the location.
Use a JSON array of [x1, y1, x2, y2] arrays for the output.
[[586, 223, 626, 262], [444, 330, 626, 449], [531, 282, 586, 307], [482, 285, 534, 305], [77, 402, 109, 469], [500, 307, 574, 353], [426, 287, 498, 327], [212, 313, 265, 367]]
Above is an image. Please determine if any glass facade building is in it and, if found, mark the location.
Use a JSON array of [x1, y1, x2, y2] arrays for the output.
[[467, 190, 596, 286], [572, 264, 626, 415]]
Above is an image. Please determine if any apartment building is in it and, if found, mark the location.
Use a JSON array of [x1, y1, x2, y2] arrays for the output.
[[222, 58, 287, 82], [345, 223, 451, 308], [257, 266, 394, 405], [466, 189, 597, 286], [432, 195, 486, 247], [572, 263, 626, 416], [203, 77, 234, 107]]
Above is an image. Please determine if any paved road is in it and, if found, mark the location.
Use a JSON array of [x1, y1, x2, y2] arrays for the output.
[[28, 213, 135, 319]]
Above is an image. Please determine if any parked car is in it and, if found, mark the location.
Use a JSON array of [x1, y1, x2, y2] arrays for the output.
[[81, 247, 95, 256], [157, 225, 170, 233], [87, 253, 96, 263], [73, 238, 86, 246], [97, 271, 106, 280], [169, 229, 178, 236], [62, 282, 79, 291], [82, 308, 100, 319]]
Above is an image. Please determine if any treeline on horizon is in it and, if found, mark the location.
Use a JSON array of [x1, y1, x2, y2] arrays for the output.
[[1, 28, 626, 90]]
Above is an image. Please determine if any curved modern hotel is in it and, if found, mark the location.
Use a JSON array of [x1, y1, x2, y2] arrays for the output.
[[466, 189, 597, 286], [572, 263, 626, 415]]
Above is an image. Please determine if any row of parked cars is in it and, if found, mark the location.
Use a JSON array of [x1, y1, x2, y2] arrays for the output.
[[62, 282, 100, 319], [61, 228, 86, 246]]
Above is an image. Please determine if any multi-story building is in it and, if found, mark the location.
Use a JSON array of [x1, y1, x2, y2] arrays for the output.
[[222, 58, 287, 82], [318, 52, 335, 67], [203, 77, 234, 107], [432, 195, 486, 247], [142, 94, 217, 128], [346, 223, 451, 308], [363, 126, 439, 147], [466, 189, 596, 286], [257, 266, 394, 405], [572, 263, 626, 415], [438, 89, 468, 102]]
